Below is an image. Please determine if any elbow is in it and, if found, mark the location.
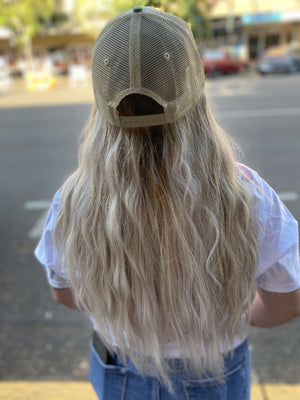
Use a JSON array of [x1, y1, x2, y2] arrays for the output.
[[51, 287, 64, 304], [50, 287, 71, 305], [290, 289, 300, 320], [293, 305, 300, 320], [50, 286, 80, 310]]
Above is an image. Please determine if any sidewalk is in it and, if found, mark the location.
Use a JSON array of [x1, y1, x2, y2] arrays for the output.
[[0, 76, 94, 109]]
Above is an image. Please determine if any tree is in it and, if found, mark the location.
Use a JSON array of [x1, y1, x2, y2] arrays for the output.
[[73, 0, 112, 36], [73, 0, 214, 40], [0, 0, 56, 63], [109, 0, 212, 38]]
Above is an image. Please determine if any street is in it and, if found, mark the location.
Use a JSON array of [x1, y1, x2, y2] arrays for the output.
[[0, 73, 300, 395]]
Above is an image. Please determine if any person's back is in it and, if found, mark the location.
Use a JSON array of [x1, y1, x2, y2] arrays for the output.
[[35, 7, 300, 400]]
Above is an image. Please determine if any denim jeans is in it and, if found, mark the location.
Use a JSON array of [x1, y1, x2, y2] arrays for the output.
[[90, 339, 251, 400]]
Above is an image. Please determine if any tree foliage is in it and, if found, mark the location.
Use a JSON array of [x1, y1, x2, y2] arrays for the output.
[[109, 0, 212, 37], [0, 0, 55, 58], [74, 0, 112, 35]]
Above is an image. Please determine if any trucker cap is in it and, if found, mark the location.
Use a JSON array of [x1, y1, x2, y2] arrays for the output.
[[92, 6, 205, 128]]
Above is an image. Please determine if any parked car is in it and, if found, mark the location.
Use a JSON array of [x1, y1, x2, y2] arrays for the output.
[[201, 48, 248, 77], [290, 46, 300, 70], [256, 55, 296, 75], [256, 45, 300, 75]]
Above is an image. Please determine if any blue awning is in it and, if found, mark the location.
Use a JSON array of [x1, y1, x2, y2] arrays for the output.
[[242, 12, 282, 25]]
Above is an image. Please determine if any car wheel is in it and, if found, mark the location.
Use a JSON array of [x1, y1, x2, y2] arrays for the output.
[[284, 65, 295, 74], [210, 67, 222, 77]]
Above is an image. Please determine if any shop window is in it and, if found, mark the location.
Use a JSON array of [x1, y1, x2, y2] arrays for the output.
[[249, 35, 259, 59], [265, 34, 279, 50]]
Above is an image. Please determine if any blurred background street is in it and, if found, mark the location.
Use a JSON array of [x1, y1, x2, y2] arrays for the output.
[[1, 1, 300, 399]]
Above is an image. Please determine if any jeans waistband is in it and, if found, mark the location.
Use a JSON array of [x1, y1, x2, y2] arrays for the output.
[[92, 330, 249, 378]]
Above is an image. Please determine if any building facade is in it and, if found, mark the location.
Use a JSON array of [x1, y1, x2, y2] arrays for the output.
[[208, 0, 300, 58]]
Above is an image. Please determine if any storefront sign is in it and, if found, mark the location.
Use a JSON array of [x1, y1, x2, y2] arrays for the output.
[[242, 12, 282, 25]]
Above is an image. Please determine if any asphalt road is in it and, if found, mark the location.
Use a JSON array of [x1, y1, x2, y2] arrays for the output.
[[0, 73, 300, 384]]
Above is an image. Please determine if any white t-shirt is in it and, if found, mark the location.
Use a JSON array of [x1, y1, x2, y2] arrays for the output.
[[35, 164, 300, 352]]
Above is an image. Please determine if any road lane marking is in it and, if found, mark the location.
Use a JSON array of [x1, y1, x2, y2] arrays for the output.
[[24, 190, 299, 240], [0, 382, 300, 400], [218, 82, 257, 97], [264, 385, 300, 400], [215, 107, 300, 119], [206, 77, 260, 98], [0, 382, 97, 400], [24, 200, 52, 210], [24, 200, 51, 239], [28, 210, 49, 239], [211, 86, 254, 97], [279, 192, 299, 202]]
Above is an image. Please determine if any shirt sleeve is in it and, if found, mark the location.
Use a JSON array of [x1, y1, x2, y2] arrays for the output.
[[239, 164, 300, 293], [255, 243, 300, 292], [34, 189, 70, 289]]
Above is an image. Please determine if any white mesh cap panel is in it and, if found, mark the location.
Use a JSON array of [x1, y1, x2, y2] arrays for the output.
[[92, 7, 205, 127], [139, 15, 181, 102], [92, 15, 132, 121]]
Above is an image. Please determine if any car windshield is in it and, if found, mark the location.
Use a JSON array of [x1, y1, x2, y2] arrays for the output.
[[261, 56, 281, 62], [202, 49, 224, 60]]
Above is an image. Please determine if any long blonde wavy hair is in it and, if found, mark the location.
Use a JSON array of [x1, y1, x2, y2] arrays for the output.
[[55, 93, 258, 388]]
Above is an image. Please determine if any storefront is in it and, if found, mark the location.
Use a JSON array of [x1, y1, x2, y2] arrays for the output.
[[242, 10, 300, 59]]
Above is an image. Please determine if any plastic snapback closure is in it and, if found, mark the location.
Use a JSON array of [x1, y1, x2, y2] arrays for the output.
[[119, 113, 167, 127]]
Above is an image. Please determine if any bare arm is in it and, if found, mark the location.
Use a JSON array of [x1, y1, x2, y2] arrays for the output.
[[51, 287, 81, 311], [250, 287, 300, 328]]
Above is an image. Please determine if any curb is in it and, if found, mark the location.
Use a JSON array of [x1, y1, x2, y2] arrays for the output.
[[0, 382, 300, 400]]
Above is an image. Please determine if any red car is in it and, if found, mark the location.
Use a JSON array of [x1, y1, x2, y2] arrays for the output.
[[201, 48, 248, 76]]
